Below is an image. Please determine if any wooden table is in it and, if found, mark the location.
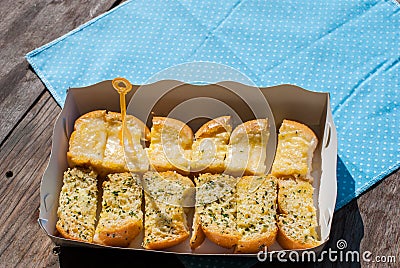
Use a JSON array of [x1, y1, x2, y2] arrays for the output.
[[0, 1, 398, 267]]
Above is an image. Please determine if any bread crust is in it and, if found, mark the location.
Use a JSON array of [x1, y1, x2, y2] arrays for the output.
[[144, 233, 190, 250], [189, 210, 205, 249], [93, 220, 142, 247], [277, 223, 321, 250], [76, 110, 107, 121], [230, 118, 269, 139], [280, 119, 318, 144], [152, 117, 193, 149], [201, 226, 239, 249], [194, 116, 232, 139], [235, 230, 277, 253], [56, 220, 93, 243]]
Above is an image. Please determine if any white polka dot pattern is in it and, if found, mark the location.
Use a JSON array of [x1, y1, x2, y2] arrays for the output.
[[26, 0, 400, 216]]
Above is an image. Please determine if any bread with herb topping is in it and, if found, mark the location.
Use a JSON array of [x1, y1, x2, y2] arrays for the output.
[[271, 120, 318, 182], [277, 179, 317, 217], [56, 167, 98, 243], [142, 171, 194, 249], [190, 116, 232, 174], [225, 119, 270, 176], [146, 117, 193, 174], [235, 175, 278, 253], [277, 214, 320, 250], [93, 172, 143, 247], [276, 178, 321, 249], [191, 173, 239, 249]]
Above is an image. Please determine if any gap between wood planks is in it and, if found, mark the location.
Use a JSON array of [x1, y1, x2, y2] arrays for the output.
[[0, 91, 60, 267], [0, 88, 46, 149]]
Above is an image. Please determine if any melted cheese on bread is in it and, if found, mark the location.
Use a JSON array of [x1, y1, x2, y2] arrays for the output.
[[225, 119, 270, 176], [67, 110, 149, 176], [271, 120, 318, 182], [67, 111, 107, 171], [191, 116, 232, 173], [146, 117, 193, 174], [103, 112, 149, 174]]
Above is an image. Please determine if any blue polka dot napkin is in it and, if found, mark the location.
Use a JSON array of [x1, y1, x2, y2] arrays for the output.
[[26, 0, 399, 213]]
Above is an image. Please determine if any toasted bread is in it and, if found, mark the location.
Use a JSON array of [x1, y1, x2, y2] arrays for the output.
[[277, 179, 317, 219], [146, 117, 193, 174], [103, 112, 149, 174], [189, 207, 206, 249], [67, 110, 108, 172], [191, 116, 232, 174], [235, 175, 278, 253], [56, 167, 98, 243], [67, 110, 150, 176], [276, 178, 320, 250], [277, 214, 321, 250], [142, 171, 194, 250], [271, 120, 318, 182], [93, 172, 143, 247], [225, 119, 270, 176], [192, 173, 239, 249]]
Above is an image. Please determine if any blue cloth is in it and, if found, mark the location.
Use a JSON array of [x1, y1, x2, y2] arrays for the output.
[[27, 0, 399, 212]]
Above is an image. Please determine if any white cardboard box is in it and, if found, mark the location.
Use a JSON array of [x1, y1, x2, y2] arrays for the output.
[[39, 80, 337, 256]]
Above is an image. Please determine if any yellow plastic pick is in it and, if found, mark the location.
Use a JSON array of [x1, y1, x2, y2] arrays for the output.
[[112, 77, 133, 146], [112, 77, 133, 94]]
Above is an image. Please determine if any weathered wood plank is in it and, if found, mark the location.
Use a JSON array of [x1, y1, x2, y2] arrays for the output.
[[0, 91, 60, 267], [0, 0, 122, 145], [358, 172, 399, 267]]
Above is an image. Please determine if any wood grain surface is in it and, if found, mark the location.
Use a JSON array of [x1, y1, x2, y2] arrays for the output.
[[0, 0, 398, 267]]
